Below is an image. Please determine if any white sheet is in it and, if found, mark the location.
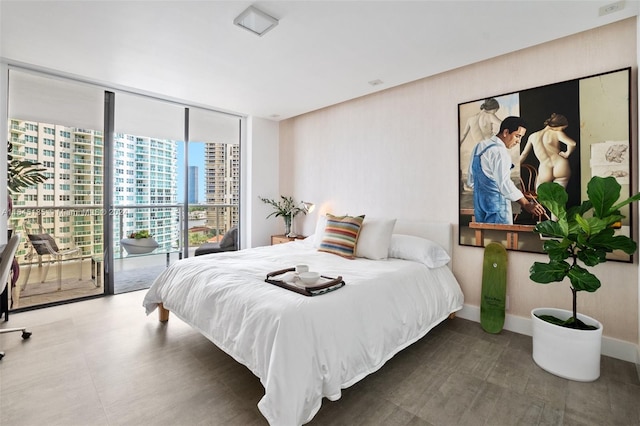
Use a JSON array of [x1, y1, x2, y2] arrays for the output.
[[143, 239, 464, 426]]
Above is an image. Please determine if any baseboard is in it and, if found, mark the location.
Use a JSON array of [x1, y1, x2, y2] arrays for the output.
[[457, 304, 639, 364]]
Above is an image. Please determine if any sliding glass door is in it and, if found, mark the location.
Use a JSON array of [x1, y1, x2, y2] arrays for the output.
[[6, 68, 243, 306], [110, 93, 184, 294], [185, 108, 240, 256], [109, 98, 242, 293], [7, 69, 105, 309]]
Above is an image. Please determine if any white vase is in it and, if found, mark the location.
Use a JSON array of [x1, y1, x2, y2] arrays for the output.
[[120, 237, 159, 255], [531, 307, 602, 382]]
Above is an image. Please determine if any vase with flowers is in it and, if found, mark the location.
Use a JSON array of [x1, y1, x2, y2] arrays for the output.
[[259, 195, 308, 237]]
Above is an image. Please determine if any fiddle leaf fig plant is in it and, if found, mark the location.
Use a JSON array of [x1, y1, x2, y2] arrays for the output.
[[530, 176, 640, 329]]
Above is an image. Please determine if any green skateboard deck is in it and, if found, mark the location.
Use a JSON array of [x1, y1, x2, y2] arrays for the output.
[[481, 242, 508, 333]]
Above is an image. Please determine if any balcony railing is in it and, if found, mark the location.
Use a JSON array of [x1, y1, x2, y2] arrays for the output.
[[10, 203, 238, 264]]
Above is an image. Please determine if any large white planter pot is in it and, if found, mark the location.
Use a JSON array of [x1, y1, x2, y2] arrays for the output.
[[120, 237, 159, 255], [531, 308, 602, 382]]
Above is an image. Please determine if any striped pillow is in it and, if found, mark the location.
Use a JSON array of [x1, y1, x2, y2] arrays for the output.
[[318, 214, 365, 258]]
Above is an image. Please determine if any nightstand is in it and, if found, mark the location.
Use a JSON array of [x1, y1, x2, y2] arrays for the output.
[[271, 234, 306, 245]]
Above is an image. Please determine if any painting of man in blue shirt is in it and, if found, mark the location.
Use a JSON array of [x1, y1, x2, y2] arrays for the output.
[[467, 116, 545, 224]]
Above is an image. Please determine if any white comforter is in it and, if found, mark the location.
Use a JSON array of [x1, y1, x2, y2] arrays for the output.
[[143, 239, 464, 426]]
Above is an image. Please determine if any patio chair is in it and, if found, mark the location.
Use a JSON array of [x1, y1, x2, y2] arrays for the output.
[[22, 223, 83, 291], [195, 226, 238, 256], [0, 233, 32, 360]]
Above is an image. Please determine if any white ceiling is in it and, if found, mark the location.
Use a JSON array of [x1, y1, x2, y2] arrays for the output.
[[1, 1, 638, 121]]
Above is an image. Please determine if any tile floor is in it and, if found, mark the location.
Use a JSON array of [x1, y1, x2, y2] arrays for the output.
[[1, 291, 639, 426]]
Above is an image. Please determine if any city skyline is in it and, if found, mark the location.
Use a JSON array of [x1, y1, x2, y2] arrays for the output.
[[9, 118, 240, 262]]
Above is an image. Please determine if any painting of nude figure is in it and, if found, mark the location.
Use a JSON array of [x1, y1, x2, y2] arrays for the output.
[[458, 67, 632, 261]]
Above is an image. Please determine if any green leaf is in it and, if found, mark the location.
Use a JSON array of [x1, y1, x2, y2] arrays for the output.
[[542, 239, 571, 261], [258, 195, 305, 220], [610, 191, 640, 214], [567, 264, 601, 292], [587, 176, 620, 218], [7, 143, 49, 194], [598, 234, 637, 254], [574, 213, 590, 235], [583, 216, 610, 236], [534, 220, 567, 239], [576, 247, 607, 267], [570, 200, 593, 217], [537, 182, 568, 222], [585, 228, 637, 254], [529, 260, 570, 284]]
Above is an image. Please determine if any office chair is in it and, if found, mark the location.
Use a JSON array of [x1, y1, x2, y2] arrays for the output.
[[0, 233, 32, 360], [23, 222, 83, 291]]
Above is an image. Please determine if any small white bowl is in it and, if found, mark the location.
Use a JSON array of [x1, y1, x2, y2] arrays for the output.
[[299, 271, 320, 285]]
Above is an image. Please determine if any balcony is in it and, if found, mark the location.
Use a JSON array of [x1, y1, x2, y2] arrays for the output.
[[8, 204, 236, 311]]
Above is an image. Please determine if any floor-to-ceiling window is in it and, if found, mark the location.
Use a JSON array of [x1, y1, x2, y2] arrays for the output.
[[7, 69, 105, 309], [5, 67, 244, 308], [110, 93, 185, 294], [184, 108, 241, 255]]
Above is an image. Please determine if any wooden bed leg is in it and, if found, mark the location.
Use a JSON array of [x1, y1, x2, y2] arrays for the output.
[[448, 312, 456, 319], [158, 303, 170, 322]]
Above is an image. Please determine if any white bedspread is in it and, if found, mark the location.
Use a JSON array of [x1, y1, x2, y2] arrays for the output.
[[143, 239, 464, 426]]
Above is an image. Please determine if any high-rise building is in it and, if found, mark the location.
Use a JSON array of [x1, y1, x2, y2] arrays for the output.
[[9, 118, 240, 262], [9, 119, 104, 262], [204, 142, 239, 233], [8, 119, 179, 262], [112, 133, 179, 253], [188, 166, 198, 204]]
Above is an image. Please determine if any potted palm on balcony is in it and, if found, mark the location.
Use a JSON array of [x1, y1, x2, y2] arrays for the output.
[[7, 140, 48, 292], [528, 176, 640, 381], [8, 141, 48, 217]]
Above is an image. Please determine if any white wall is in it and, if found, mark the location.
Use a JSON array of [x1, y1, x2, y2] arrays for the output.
[[244, 116, 281, 248], [280, 19, 639, 350]]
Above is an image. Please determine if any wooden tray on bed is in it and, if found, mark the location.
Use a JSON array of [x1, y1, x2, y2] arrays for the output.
[[265, 267, 345, 296]]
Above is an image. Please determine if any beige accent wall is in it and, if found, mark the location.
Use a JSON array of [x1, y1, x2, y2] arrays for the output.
[[280, 18, 638, 344]]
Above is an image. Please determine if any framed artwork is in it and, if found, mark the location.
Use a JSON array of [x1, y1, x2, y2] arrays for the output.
[[458, 67, 633, 261]]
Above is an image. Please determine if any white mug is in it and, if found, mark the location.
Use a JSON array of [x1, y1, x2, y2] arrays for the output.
[[295, 264, 309, 273]]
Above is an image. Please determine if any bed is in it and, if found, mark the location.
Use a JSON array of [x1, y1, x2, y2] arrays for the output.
[[143, 220, 464, 425]]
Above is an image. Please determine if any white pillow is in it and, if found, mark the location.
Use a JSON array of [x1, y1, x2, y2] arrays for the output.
[[355, 217, 397, 260], [388, 234, 450, 268]]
